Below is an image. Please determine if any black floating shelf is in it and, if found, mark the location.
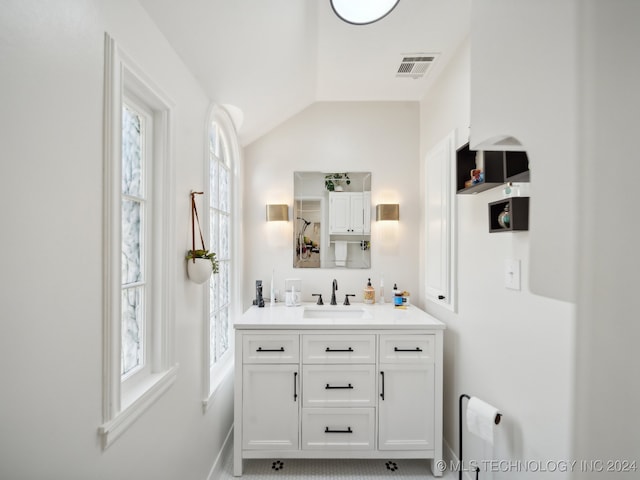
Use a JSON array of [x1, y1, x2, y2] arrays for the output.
[[504, 151, 530, 182], [457, 144, 530, 194], [488, 197, 529, 232]]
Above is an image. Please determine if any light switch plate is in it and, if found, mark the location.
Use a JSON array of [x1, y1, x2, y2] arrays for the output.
[[505, 259, 521, 290]]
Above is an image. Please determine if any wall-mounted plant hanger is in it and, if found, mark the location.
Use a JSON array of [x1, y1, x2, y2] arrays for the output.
[[186, 190, 219, 284]]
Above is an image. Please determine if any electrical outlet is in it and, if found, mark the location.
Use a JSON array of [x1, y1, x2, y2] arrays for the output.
[[505, 259, 521, 290]]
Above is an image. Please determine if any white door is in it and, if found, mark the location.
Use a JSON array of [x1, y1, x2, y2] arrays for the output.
[[242, 364, 299, 450], [425, 131, 456, 310], [378, 363, 435, 450]]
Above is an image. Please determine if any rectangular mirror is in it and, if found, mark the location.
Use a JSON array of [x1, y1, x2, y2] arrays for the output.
[[293, 172, 371, 269]]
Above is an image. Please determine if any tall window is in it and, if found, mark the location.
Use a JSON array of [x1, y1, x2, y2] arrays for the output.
[[101, 35, 177, 448], [209, 121, 231, 365], [204, 106, 238, 404], [121, 101, 149, 382]]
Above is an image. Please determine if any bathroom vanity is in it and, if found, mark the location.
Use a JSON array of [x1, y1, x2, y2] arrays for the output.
[[233, 303, 445, 476]]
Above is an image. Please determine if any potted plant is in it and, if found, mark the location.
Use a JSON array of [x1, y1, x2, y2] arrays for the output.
[[186, 191, 219, 284], [186, 248, 219, 284], [324, 172, 351, 191]]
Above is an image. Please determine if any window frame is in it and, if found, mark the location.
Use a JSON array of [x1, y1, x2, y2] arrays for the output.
[[100, 34, 178, 448], [202, 105, 241, 409]]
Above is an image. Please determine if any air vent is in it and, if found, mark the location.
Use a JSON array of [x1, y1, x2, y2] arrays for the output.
[[396, 54, 437, 79]]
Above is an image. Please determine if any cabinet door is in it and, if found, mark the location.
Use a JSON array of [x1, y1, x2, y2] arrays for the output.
[[349, 192, 371, 234], [329, 193, 351, 233], [242, 364, 299, 450], [378, 363, 434, 451], [424, 131, 456, 311]]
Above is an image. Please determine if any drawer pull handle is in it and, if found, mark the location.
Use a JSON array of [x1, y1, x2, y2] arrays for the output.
[[324, 427, 352, 434], [394, 347, 423, 352], [256, 347, 285, 352], [380, 371, 385, 401], [325, 383, 353, 390], [294, 372, 298, 401], [325, 347, 353, 352]]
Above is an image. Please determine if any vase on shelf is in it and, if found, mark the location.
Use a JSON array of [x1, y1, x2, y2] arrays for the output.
[[497, 204, 511, 229]]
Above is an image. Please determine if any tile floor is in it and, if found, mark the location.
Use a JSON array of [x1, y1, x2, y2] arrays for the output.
[[217, 453, 456, 479]]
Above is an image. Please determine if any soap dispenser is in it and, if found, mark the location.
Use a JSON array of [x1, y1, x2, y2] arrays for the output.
[[363, 278, 375, 304]]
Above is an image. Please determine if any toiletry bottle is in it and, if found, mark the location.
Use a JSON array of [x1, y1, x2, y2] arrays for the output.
[[379, 274, 385, 304], [363, 278, 375, 304]]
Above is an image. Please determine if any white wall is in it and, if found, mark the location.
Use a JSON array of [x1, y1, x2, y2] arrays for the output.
[[420, 39, 576, 479], [573, 1, 640, 476], [0, 1, 232, 479], [470, 0, 579, 304], [242, 102, 420, 310]]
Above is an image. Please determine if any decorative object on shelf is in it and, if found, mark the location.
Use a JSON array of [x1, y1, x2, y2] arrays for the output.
[[324, 172, 351, 191], [266, 204, 289, 221], [375, 203, 400, 221], [497, 204, 510, 229], [464, 168, 485, 188], [186, 191, 219, 284]]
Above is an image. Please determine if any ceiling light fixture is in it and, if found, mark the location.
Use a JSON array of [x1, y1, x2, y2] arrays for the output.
[[330, 0, 400, 25]]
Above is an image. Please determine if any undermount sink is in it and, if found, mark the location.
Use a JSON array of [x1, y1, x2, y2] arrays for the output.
[[302, 305, 372, 320]]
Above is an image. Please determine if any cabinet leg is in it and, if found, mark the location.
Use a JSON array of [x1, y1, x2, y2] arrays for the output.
[[233, 455, 242, 477], [431, 457, 444, 477]]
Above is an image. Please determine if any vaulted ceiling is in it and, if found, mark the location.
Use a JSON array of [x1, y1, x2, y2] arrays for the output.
[[139, 0, 471, 145]]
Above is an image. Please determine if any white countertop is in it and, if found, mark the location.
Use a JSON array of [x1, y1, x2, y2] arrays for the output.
[[235, 302, 446, 330]]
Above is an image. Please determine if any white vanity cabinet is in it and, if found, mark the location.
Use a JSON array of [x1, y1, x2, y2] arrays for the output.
[[329, 192, 371, 234], [378, 335, 435, 451], [240, 334, 300, 451], [234, 304, 444, 477]]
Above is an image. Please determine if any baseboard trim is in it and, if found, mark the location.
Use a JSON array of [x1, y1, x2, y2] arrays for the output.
[[207, 425, 234, 480], [444, 438, 472, 480]]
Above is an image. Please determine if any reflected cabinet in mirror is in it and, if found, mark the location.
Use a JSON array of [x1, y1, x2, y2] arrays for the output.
[[294, 172, 371, 269]]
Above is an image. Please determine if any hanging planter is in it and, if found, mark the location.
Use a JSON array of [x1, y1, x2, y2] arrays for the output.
[[186, 191, 219, 284]]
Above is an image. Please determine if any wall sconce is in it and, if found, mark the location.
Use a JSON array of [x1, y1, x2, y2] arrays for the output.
[[266, 204, 289, 222], [376, 204, 399, 221]]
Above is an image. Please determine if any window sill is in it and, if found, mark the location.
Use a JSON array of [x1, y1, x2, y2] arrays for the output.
[[99, 364, 179, 448], [202, 358, 234, 413]]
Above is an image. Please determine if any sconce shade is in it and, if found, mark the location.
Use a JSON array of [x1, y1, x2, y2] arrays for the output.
[[266, 204, 289, 221], [376, 204, 399, 221]]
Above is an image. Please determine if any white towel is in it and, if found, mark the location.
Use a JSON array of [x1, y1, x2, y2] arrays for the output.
[[334, 241, 347, 267]]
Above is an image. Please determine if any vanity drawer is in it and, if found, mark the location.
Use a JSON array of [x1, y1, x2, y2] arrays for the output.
[[302, 408, 374, 450], [302, 334, 375, 364], [242, 334, 299, 364], [302, 364, 375, 407], [379, 334, 434, 364]]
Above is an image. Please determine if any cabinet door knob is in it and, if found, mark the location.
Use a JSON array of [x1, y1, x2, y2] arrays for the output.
[[438, 295, 445, 300]]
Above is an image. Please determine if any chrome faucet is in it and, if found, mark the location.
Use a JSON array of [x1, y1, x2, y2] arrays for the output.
[[330, 279, 338, 305]]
